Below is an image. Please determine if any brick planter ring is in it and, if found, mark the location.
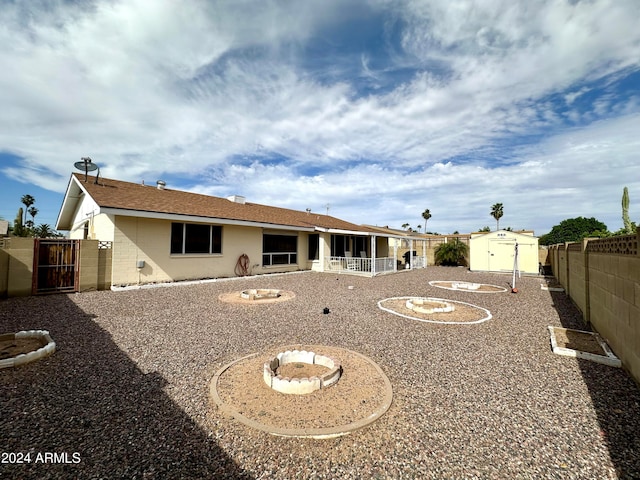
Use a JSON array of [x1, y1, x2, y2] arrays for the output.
[[264, 350, 342, 395]]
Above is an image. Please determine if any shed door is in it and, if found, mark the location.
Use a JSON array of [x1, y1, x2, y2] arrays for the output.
[[33, 239, 80, 294], [488, 239, 516, 272]]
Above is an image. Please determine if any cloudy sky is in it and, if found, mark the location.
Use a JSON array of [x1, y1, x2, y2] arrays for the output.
[[1, 0, 639, 235]]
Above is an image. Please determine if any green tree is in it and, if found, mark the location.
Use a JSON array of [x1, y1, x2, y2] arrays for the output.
[[21, 194, 35, 225], [434, 239, 468, 266], [401, 223, 410, 231], [421, 209, 431, 231], [478, 226, 491, 232], [490, 203, 504, 231], [539, 217, 608, 245], [33, 224, 54, 238]]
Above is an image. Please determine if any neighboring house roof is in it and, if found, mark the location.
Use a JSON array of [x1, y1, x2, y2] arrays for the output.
[[56, 173, 378, 234], [362, 224, 425, 238]]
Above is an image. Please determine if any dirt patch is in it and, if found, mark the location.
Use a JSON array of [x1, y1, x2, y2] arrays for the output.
[[212, 345, 390, 431], [553, 329, 606, 356], [379, 298, 488, 323], [0, 336, 46, 359], [276, 362, 330, 378]]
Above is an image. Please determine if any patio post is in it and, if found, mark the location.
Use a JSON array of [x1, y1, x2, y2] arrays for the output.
[[371, 235, 376, 276], [393, 238, 398, 272]]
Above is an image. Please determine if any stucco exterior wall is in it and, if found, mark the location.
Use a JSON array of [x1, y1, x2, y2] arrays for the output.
[[68, 194, 101, 240], [111, 216, 308, 286]]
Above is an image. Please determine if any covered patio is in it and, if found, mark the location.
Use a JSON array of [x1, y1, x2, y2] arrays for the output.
[[316, 229, 427, 276]]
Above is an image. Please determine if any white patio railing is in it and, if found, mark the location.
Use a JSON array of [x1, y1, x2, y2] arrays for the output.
[[325, 256, 398, 276]]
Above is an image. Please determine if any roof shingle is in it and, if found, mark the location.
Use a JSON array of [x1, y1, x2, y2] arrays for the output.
[[73, 174, 374, 233]]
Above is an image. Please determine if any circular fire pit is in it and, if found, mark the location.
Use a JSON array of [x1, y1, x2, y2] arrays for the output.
[[218, 289, 295, 304], [210, 345, 392, 438], [405, 298, 455, 314], [0, 330, 56, 369], [241, 288, 282, 300], [263, 349, 342, 395]]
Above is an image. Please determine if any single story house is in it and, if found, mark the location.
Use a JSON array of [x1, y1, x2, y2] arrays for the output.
[[469, 230, 539, 275], [56, 174, 426, 287]]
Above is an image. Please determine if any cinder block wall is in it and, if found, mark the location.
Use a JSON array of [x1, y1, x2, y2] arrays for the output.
[[78, 240, 99, 292], [6, 238, 34, 297], [0, 248, 9, 297], [549, 229, 640, 385], [0, 238, 111, 297]]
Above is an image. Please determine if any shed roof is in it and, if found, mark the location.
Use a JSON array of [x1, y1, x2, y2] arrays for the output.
[[57, 174, 377, 234]]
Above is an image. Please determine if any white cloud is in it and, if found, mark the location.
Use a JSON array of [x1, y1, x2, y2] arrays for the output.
[[1, 0, 639, 234]]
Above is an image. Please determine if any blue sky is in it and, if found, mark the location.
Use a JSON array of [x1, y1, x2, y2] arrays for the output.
[[1, 0, 639, 235]]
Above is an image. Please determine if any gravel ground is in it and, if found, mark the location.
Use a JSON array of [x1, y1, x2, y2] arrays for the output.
[[1, 267, 639, 479]]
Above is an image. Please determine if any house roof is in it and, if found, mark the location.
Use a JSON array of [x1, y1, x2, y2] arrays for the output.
[[57, 173, 378, 234]]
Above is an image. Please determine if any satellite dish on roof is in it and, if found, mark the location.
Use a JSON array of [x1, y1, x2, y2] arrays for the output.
[[74, 157, 101, 184]]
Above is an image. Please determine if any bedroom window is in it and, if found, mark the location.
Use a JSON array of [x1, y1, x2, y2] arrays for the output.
[[171, 223, 222, 254]]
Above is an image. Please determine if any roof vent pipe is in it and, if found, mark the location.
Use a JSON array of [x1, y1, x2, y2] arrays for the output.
[[157, 180, 166, 190]]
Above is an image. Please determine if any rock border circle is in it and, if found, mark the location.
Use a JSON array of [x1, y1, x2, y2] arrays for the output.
[[210, 345, 393, 439], [429, 280, 508, 293], [0, 330, 56, 369], [378, 297, 492, 325]]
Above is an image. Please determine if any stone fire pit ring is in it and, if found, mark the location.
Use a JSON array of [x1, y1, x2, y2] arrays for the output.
[[0, 330, 56, 369], [264, 349, 342, 395], [218, 289, 295, 304]]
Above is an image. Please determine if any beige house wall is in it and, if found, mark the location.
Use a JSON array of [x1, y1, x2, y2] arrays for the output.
[[549, 230, 640, 385], [111, 216, 308, 286]]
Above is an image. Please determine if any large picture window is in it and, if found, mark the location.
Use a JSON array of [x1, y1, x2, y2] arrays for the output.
[[263, 233, 297, 266], [171, 223, 222, 254]]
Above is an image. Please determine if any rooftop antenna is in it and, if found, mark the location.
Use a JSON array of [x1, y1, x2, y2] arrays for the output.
[[73, 157, 101, 184], [325, 203, 330, 216]]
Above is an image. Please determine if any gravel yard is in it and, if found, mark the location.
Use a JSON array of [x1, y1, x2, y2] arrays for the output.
[[1, 267, 639, 479]]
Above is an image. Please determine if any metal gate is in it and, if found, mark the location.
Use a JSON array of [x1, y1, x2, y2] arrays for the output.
[[32, 239, 80, 294]]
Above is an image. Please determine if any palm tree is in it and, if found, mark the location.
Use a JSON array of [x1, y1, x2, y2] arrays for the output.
[[27, 206, 38, 228], [421, 209, 431, 231], [491, 203, 504, 231], [401, 223, 410, 231], [34, 224, 54, 238], [434, 239, 468, 266], [21, 194, 35, 225]]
